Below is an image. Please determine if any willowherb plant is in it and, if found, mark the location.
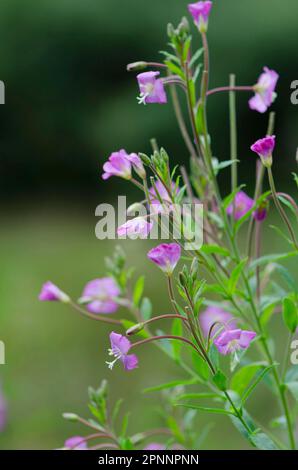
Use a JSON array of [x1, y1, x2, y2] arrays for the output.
[[39, 1, 298, 450]]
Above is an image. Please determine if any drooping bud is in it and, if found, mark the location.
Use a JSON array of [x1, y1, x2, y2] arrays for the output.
[[127, 61, 148, 72], [62, 413, 79, 422], [126, 323, 145, 336]]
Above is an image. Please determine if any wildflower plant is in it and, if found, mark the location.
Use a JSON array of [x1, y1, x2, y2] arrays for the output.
[[40, 1, 298, 450]]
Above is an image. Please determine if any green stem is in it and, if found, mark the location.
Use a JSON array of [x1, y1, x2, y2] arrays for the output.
[[267, 167, 298, 250], [229, 74, 238, 193]]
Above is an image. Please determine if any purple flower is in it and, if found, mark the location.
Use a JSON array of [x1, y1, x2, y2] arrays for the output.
[[188, 1, 213, 32], [39, 282, 70, 303], [149, 180, 180, 214], [147, 243, 181, 275], [253, 202, 268, 222], [200, 307, 237, 338], [102, 149, 132, 180], [64, 436, 88, 450], [106, 332, 138, 371], [144, 443, 166, 450], [227, 191, 254, 220], [117, 217, 153, 239], [0, 387, 7, 432], [80, 278, 120, 314], [251, 136, 276, 168], [214, 329, 256, 355], [249, 67, 279, 113], [127, 153, 146, 179], [137, 72, 167, 105]]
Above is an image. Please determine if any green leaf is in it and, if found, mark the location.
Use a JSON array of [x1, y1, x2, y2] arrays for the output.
[[228, 259, 247, 295], [277, 194, 297, 215], [143, 378, 198, 394], [249, 251, 298, 271], [133, 276, 145, 307], [140, 297, 152, 320], [175, 392, 221, 401], [189, 47, 204, 68], [250, 432, 278, 450], [171, 318, 183, 360], [286, 381, 298, 400], [282, 297, 298, 333], [165, 60, 185, 80], [241, 365, 277, 405], [212, 370, 227, 391], [182, 36, 192, 62], [192, 351, 210, 381], [200, 244, 230, 258], [176, 404, 235, 415], [230, 362, 266, 396]]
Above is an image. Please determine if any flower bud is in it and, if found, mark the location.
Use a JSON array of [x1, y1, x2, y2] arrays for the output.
[[139, 153, 151, 166], [179, 271, 188, 288], [126, 61, 147, 72], [126, 323, 145, 336], [62, 413, 79, 422]]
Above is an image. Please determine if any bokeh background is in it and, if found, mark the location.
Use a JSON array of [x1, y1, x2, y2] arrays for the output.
[[0, 0, 297, 449]]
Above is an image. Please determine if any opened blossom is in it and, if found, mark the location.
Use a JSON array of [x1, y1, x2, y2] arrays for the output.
[[147, 243, 181, 275], [80, 278, 120, 314], [106, 332, 138, 371], [214, 329, 256, 355], [251, 135, 276, 168], [64, 436, 88, 450], [137, 71, 167, 105], [200, 307, 237, 338], [149, 180, 180, 214], [188, 1, 213, 32], [249, 67, 279, 113], [117, 217, 153, 239], [39, 282, 70, 303], [227, 191, 254, 220], [102, 149, 132, 180]]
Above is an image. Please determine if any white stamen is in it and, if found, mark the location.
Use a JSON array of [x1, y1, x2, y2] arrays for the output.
[[137, 93, 149, 105]]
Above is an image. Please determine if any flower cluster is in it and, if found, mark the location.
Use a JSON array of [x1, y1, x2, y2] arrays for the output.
[[40, 0, 298, 452]]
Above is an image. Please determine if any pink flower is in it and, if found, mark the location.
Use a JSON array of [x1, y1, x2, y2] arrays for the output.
[[117, 217, 153, 239], [106, 332, 138, 371], [0, 386, 7, 432], [137, 72, 167, 105], [39, 282, 70, 303], [214, 329, 256, 355], [102, 149, 132, 180], [249, 67, 279, 113], [188, 1, 213, 32], [253, 202, 268, 222], [251, 135, 276, 168], [127, 153, 146, 179], [227, 191, 254, 220], [144, 443, 166, 450], [200, 307, 237, 338], [149, 180, 180, 214], [147, 243, 181, 275], [64, 436, 88, 450], [80, 278, 120, 314]]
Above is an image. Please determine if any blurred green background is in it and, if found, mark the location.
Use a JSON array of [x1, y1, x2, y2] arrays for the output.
[[0, 0, 297, 449]]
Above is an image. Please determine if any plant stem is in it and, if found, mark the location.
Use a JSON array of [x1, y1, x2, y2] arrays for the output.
[[229, 74, 238, 194], [207, 85, 253, 97], [247, 113, 275, 257], [131, 334, 204, 359], [70, 301, 122, 326], [267, 166, 298, 249], [169, 83, 198, 159]]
